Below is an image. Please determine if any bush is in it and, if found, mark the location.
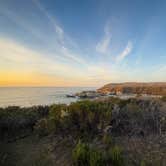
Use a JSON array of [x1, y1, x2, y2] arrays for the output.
[[66, 100, 112, 139], [161, 96, 166, 102], [47, 104, 67, 133], [140, 160, 146, 166], [72, 141, 104, 166], [72, 141, 90, 166], [108, 146, 125, 166], [102, 134, 112, 146], [72, 142, 125, 166], [34, 118, 49, 137], [89, 149, 104, 166], [0, 105, 49, 139], [49, 104, 65, 120]]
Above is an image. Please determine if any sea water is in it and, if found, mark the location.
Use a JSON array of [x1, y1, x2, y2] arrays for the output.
[[0, 87, 96, 107]]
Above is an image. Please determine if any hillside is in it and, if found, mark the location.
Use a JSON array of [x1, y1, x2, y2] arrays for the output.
[[0, 98, 166, 166], [97, 82, 166, 95]]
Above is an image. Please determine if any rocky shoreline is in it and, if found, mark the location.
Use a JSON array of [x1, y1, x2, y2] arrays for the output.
[[98, 82, 166, 96], [67, 89, 162, 100], [66, 82, 166, 99], [66, 82, 166, 101]]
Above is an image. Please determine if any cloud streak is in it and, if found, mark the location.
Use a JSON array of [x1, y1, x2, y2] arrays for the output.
[[33, 0, 87, 66], [33, 0, 64, 44], [116, 41, 133, 62], [0, 37, 123, 86], [0, 1, 147, 86], [0, 37, 147, 86], [0, 38, 84, 77], [96, 24, 111, 54], [1, 1, 87, 68]]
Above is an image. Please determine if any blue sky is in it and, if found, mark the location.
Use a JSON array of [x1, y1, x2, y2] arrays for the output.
[[0, 0, 166, 86]]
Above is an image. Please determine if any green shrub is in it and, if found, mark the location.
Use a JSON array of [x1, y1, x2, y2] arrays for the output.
[[161, 96, 166, 102], [66, 100, 112, 139], [49, 104, 64, 120], [108, 146, 125, 166], [89, 149, 104, 166], [47, 104, 67, 133], [100, 145, 125, 166], [140, 160, 146, 166], [34, 118, 49, 137], [72, 141, 104, 166], [72, 141, 90, 166], [103, 134, 112, 146], [0, 105, 49, 139]]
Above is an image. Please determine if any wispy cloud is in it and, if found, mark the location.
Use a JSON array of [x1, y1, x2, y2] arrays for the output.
[[61, 46, 87, 65], [0, 1, 145, 86], [96, 24, 111, 54], [116, 41, 133, 62], [0, 37, 146, 86], [0, 38, 84, 77], [1, 0, 87, 67], [33, 0, 87, 66], [33, 0, 64, 44], [0, 37, 125, 86]]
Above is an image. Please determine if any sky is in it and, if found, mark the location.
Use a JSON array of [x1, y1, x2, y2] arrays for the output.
[[0, 0, 166, 87]]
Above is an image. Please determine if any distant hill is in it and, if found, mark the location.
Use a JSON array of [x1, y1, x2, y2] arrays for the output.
[[97, 82, 166, 96]]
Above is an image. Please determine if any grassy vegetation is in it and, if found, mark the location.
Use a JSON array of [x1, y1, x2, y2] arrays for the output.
[[72, 140, 125, 166], [0, 105, 49, 139], [161, 96, 166, 102], [0, 97, 166, 165]]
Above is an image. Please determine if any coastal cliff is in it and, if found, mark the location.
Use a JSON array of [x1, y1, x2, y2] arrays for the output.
[[97, 82, 166, 95]]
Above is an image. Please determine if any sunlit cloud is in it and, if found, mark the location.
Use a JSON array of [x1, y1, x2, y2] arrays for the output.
[[0, 0, 82, 65], [116, 41, 133, 62], [33, 0, 85, 65], [96, 24, 111, 54], [61, 46, 87, 65], [0, 37, 160, 87], [1, 0, 164, 86], [0, 37, 127, 86], [0, 37, 114, 86], [0, 38, 84, 76]]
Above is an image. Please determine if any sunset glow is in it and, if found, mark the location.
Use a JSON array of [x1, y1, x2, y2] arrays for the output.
[[0, 0, 166, 86]]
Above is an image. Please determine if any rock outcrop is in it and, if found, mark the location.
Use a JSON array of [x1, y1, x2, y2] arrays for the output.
[[97, 82, 166, 96]]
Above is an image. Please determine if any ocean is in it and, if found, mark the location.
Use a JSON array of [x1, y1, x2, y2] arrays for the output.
[[0, 87, 96, 107]]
